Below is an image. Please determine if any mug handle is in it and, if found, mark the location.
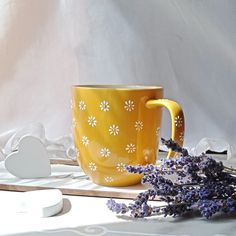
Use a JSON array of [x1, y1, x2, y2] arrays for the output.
[[146, 99, 185, 158]]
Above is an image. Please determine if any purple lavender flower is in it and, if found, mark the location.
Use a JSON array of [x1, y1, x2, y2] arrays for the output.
[[197, 200, 221, 218], [107, 138, 236, 219], [107, 199, 129, 214], [161, 138, 188, 156]]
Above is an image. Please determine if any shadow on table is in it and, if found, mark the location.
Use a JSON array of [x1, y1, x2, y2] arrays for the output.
[[10, 213, 236, 236], [54, 198, 72, 217]]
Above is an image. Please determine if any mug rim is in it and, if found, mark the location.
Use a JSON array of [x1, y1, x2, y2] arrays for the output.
[[72, 84, 163, 90]]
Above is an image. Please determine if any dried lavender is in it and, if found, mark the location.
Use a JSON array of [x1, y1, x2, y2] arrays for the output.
[[107, 138, 236, 219]]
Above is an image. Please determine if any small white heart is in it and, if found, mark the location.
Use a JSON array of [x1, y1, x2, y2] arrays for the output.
[[0, 189, 63, 217], [5, 136, 51, 178]]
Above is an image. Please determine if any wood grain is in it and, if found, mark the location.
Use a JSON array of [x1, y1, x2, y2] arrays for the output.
[[0, 184, 139, 199]]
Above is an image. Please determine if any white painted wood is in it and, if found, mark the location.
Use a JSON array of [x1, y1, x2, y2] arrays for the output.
[[4, 136, 51, 178], [20, 189, 63, 217], [0, 189, 63, 218]]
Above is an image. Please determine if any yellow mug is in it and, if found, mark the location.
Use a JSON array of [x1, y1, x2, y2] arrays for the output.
[[71, 85, 184, 186]]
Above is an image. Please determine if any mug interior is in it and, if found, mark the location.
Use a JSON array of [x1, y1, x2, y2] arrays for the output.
[[72, 85, 162, 90]]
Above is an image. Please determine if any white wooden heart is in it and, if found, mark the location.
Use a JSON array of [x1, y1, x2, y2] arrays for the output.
[[5, 136, 51, 178]]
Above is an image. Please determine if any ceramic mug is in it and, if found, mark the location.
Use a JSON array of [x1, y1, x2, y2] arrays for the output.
[[71, 85, 184, 186]]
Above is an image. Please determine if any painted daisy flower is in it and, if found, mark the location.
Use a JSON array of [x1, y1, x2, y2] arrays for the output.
[[89, 162, 97, 171], [104, 176, 113, 182], [75, 148, 80, 157], [100, 100, 110, 112], [108, 125, 119, 136], [179, 132, 184, 141], [70, 99, 75, 109], [100, 148, 111, 157], [156, 127, 160, 136], [116, 163, 126, 172], [125, 143, 136, 154], [72, 118, 77, 128], [174, 116, 183, 127], [82, 136, 89, 146], [134, 121, 143, 131], [79, 100, 86, 110], [88, 116, 97, 127], [124, 100, 135, 111]]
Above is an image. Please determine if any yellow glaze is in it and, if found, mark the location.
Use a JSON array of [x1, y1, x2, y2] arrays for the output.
[[71, 85, 184, 186]]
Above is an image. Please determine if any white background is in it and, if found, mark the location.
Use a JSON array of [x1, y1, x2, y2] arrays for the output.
[[0, 0, 235, 149]]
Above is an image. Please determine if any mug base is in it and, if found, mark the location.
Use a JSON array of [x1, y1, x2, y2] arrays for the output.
[[90, 174, 143, 187]]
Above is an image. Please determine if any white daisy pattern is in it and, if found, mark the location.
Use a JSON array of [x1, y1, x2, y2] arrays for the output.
[[174, 115, 183, 127], [82, 136, 89, 146], [100, 148, 111, 157], [75, 148, 80, 157], [88, 116, 97, 127], [156, 127, 160, 136], [108, 125, 119, 136], [89, 162, 97, 171], [124, 100, 135, 112], [116, 163, 126, 172], [70, 99, 74, 109], [72, 118, 77, 128], [125, 143, 136, 154], [100, 100, 110, 112], [134, 121, 143, 131], [79, 100, 86, 110], [179, 132, 184, 141], [104, 176, 113, 182]]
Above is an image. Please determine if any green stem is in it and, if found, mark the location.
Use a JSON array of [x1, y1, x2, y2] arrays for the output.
[[224, 165, 236, 172]]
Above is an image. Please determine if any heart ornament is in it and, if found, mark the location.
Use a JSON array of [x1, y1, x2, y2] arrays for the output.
[[5, 136, 51, 178]]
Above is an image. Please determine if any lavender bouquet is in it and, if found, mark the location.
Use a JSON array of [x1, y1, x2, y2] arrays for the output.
[[107, 138, 236, 219]]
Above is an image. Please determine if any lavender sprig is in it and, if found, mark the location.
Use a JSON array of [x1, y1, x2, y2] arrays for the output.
[[161, 138, 188, 156], [107, 138, 236, 219]]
